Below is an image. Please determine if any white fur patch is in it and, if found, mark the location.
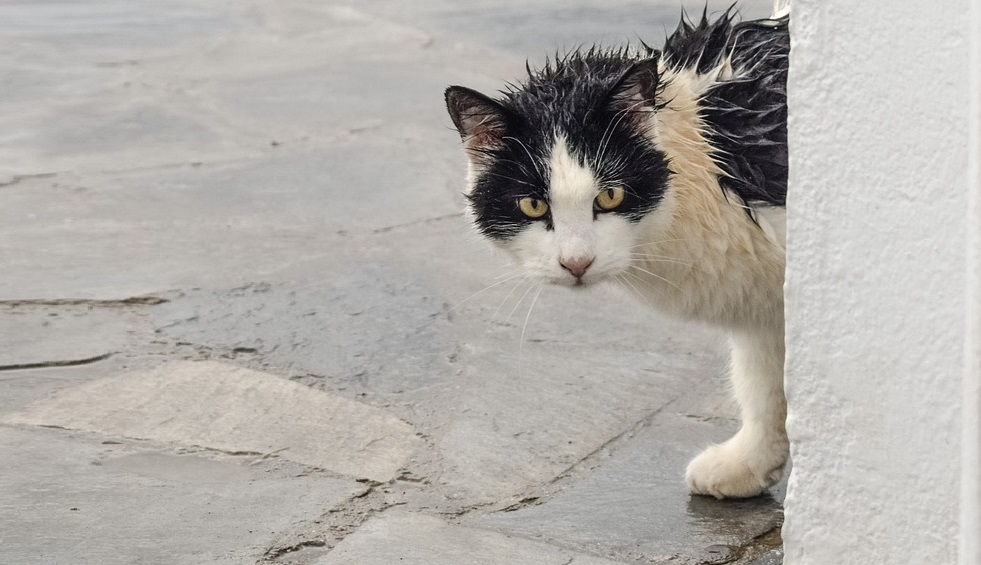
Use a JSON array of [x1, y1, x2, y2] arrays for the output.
[[548, 137, 598, 262], [548, 137, 598, 210]]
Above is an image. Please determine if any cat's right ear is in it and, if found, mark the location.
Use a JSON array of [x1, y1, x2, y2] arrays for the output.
[[607, 58, 661, 129], [445, 86, 509, 157]]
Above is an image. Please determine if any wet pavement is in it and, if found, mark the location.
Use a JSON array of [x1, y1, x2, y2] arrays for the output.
[[0, 1, 783, 564]]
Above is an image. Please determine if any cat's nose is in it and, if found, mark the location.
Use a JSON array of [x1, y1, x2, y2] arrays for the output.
[[560, 256, 594, 279]]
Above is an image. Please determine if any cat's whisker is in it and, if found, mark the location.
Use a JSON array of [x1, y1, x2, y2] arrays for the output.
[[626, 238, 700, 249], [503, 136, 546, 179], [495, 266, 528, 280], [505, 279, 540, 325], [447, 272, 529, 314], [493, 275, 533, 321], [518, 283, 546, 359], [485, 171, 536, 188], [629, 251, 685, 259], [593, 108, 619, 164], [626, 264, 690, 297], [615, 273, 653, 306], [484, 155, 538, 181], [629, 252, 690, 263], [593, 104, 629, 166], [616, 180, 643, 200], [621, 270, 672, 303], [595, 99, 646, 167]]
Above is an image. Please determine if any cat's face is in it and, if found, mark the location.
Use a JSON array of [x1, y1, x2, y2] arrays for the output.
[[445, 58, 671, 288]]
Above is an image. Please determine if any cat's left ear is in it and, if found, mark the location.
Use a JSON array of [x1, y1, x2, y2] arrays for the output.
[[607, 58, 661, 120]]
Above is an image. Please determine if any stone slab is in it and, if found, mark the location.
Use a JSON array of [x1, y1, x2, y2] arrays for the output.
[[4, 360, 422, 482], [468, 411, 785, 564], [0, 426, 362, 565], [315, 511, 625, 565]]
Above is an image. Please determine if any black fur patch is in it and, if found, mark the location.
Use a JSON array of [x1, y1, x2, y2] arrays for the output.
[[664, 9, 789, 207]]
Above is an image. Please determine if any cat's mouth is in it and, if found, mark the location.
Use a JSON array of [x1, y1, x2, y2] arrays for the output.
[[554, 271, 603, 288]]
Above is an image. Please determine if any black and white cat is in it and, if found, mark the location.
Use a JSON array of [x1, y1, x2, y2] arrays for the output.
[[444, 8, 789, 499]]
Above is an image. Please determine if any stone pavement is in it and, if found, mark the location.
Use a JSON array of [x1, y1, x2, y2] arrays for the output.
[[0, 1, 783, 564]]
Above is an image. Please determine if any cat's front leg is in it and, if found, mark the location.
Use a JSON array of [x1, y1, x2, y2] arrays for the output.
[[686, 328, 788, 499]]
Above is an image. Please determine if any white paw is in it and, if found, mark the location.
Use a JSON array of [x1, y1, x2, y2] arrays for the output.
[[685, 440, 786, 499]]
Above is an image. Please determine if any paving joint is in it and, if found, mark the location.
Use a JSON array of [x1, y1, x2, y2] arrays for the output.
[[466, 384, 721, 518], [0, 296, 169, 308], [0, 172, 59, 187], [730, 523, 783, 564], [0, 352, 114, 372], [260, 484, 401, 564]]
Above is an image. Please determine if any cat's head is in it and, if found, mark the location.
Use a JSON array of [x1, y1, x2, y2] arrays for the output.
[[445, 55, 671, 288]]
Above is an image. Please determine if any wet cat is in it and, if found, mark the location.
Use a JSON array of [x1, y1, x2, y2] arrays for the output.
[[444, 9, 789, 498]]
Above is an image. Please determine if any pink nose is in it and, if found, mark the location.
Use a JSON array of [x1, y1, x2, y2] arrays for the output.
[[560, 256, 594, 279]]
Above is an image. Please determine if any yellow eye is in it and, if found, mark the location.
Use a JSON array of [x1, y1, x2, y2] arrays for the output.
[[595, 186, 625, 210], [518, 197, 549, 219]]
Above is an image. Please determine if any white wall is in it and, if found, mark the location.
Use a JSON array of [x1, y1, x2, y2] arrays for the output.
[[784, 1, 980, 563], [961, 1, 981, 562]]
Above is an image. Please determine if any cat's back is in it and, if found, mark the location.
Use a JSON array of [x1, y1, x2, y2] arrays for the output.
[[662, 10, 790, 209]]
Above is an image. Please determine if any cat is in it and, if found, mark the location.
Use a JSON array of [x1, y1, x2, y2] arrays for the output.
[[444, 7, 790, 499]]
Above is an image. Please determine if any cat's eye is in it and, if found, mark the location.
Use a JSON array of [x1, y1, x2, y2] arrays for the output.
[[595, 187, 625, 211], [518, 197, 549, 219]]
